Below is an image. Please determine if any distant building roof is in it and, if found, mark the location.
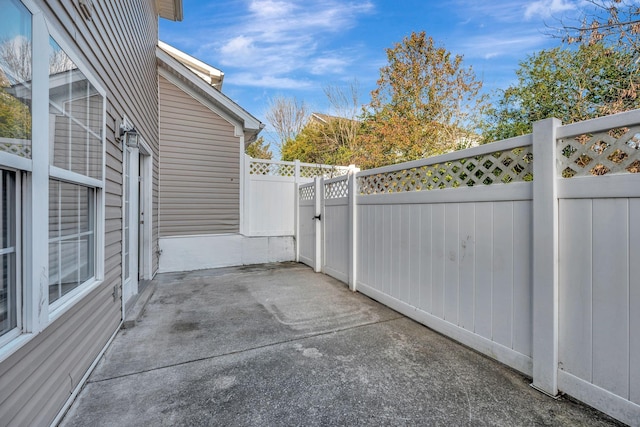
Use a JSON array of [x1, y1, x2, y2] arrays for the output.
[[309, 112, 358, 125]]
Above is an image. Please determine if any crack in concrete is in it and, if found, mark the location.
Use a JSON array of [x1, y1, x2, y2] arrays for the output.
[[88, 315, 405, 384]]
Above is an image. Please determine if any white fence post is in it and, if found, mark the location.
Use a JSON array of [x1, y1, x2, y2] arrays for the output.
[[314, 177, 323, 272], [295, 182, 300, 263], [294, 160, 301, 262], [531, 117, 561, 396], [348, 166, 359, 292], [241, 154, 251, 235]]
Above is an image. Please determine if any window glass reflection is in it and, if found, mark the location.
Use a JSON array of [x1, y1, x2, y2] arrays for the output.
[[0, 0, 32, 158], [49, 37, 102, 180]]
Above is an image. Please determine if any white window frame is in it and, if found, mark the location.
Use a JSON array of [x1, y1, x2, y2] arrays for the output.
[[0, 169, 22, 349], [0, 0, 106, 360], [45, 25, 106, 323]]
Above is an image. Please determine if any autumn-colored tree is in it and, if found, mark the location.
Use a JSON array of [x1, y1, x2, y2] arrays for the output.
[[245, 136, 272, 160], [483, 42, 640, 141], [360, 31, 486, 168]]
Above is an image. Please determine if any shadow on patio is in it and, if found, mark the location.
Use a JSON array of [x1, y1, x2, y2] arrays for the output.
[[61, 262, 621, 426]]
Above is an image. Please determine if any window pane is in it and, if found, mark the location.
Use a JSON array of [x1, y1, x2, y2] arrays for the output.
[[0, 0, 32, 159], [0, 170, 16, 336], [49, 37, 103, 180], [49, 180, 95, 305]]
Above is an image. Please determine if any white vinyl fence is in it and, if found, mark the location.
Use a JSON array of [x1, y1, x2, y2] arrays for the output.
[[243, 155, 350, 236], [296, 111, 640, 426]]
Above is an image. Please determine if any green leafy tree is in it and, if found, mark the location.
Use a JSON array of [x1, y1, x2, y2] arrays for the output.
[[361, 31, 486, 168], [483, 42, 640, 141], [281, 117, 356, 165], [245, 136, 272, 160]]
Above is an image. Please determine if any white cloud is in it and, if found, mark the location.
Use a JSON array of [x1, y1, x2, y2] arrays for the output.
[[210, 0, 374, 86], [309, 57, 349, 75], [219, 35, 256, 60], [247, 0, 294, 18], [459, 33, 548, 60], [524, 0, 576, 20], [228, 72, 313, 89]]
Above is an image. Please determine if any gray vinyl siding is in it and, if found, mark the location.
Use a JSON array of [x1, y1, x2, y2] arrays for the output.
[[159, 76, 241, 236], [0, 0, 160, 425]]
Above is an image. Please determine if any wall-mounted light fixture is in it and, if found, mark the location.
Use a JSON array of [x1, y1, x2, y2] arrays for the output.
[[124, 130, 139, 148], [118, 117, 139, 148]]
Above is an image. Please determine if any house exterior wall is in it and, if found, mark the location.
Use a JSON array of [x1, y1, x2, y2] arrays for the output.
[[158, 75, 241, 237], [0, 0, 160, 425]]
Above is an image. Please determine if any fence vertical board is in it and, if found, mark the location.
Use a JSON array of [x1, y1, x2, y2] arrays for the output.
[[342, 205, 350, 278], [374, 206, 384, 292], [390, 205, 402, 299], [399, 206, 412, 302], [444, 203, 460, 324], [512, 200, 533, 357], [419, 205, 433, 313], [432, 204, 446, 318], [592, 198, 629, 399], [363, 206, 371, 288], [558, 199, 593, 382], [357, 206, 365, 285], [409, 205, 421, 306], [458, 204, 476, 331], [630, 198, 640, 405], [383, 205, 393, 296], [474, 202, 493, 339], [492, 202, 514, 349]]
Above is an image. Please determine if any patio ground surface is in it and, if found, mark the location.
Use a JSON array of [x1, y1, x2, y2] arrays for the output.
[[60, 262, 623, 426]]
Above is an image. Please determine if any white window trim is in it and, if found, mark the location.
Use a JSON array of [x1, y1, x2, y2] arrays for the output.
[[0, 170, 22, 349], [0, 0, 107, 359], [0, 151, 32, 172], [45, 25, 106, 323]]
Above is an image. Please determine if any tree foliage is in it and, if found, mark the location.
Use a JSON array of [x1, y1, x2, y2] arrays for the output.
[[359, 31, 486, 168], [245, 136, 272, 160], [282, 80, 363, 165], [483, 42, 640, 141], [281, 114, 362, 165]]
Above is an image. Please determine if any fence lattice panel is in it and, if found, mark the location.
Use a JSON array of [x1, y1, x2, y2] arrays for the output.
[[249, 161, 295, 176], [557, 127, 640, 178], [358, 146, 533, 195], [300, 165, 349, 179], [1, 142, 31, 158], [324, 179, 348, 199], [299, 185, 315, 201]]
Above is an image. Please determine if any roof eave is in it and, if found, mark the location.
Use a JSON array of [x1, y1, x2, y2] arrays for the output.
[[158, 0, 183, 21], [156, 47, 262, 134]]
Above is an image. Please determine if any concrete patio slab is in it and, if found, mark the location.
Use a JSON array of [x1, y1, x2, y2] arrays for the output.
[[60, 262, 623, 426]]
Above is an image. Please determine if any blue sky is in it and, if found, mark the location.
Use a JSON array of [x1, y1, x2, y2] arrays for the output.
[[159, 0, 584, 130]]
